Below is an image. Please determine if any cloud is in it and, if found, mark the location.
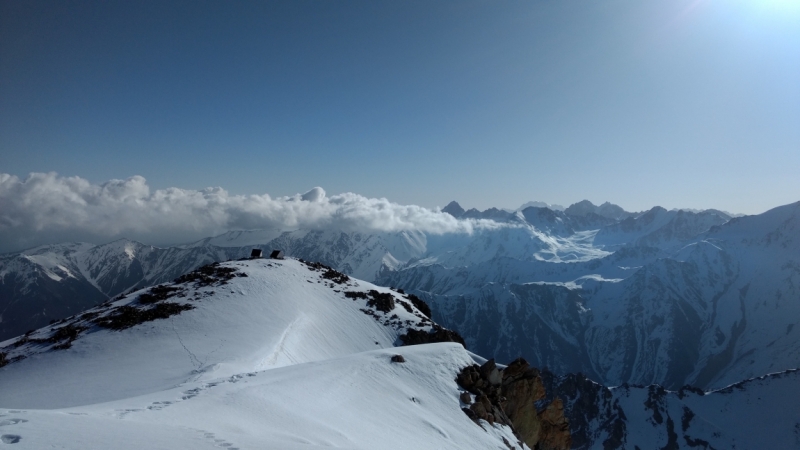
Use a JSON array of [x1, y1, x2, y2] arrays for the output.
[[0, 172, 505, 253]]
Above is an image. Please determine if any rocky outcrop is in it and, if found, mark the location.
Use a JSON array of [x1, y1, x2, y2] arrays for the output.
[[536, 398, 570, 450], [399, 324, 466, 348], [538, 370, 622, 449], [456, 358, 571, 450]]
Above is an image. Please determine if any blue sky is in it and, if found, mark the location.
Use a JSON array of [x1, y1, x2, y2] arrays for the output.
[[1, 0, 798, 214]]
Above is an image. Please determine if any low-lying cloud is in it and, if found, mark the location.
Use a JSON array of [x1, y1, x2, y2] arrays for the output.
[[0, 172, 502, 254]]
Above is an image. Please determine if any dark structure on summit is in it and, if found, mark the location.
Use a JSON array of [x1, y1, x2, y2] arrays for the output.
[[250, 249, 263, 259], [270, 250, 285, 260]]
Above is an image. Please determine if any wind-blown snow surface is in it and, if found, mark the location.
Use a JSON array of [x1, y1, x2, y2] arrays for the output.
[[0, 259, 522, 449]]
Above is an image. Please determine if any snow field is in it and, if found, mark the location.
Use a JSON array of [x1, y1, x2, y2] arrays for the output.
[[0, 259, 524, 449]]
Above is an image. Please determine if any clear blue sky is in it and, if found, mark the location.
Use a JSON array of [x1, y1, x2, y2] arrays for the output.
[[1, 0, 798, 214]]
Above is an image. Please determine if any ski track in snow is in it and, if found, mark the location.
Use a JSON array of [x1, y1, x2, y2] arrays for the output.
[[172, 318, 203, 370], [262, 316, 302, 369]]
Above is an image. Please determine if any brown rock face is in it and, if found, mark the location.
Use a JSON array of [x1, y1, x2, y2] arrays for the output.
[[537, 398, 571, 450], [499, 359, 546, 447], [456, 358, 571, 450]]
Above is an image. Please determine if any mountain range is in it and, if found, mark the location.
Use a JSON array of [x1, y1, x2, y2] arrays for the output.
[[382, 201, 800, 391], [2, 254, 798, 449], [4, 199, 794, 392], [0, 198, 800, 448]]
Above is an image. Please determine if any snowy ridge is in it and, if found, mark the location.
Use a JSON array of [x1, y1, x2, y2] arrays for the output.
[[0, 258, 525, 449], [592, 206, 729, 251], [0, 259, 442, 407]]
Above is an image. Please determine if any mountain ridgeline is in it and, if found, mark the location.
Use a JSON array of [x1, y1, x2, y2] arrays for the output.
[[1, 198, 799, 449], [380, 201, 799, 391], [2, 199, 791, 390]]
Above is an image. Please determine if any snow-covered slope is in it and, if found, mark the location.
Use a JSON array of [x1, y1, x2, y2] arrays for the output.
[[380, 201, 800, 390], [516, 200, 565, 212], [3, 257, 792, 449], [564, 200, 635, 221], [541, 368, 800, 449], [2, 344, 523, 450], [592, 207, 729, 251], [263, 229, 428, 280], [0, 239, 238, 341], [0, 259, 527, 449], [0, 243, 108, 341], [0, 259, 442, 407]]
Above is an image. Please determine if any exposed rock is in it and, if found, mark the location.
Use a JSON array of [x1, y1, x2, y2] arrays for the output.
[[366, 290, 395, 313], [480, 358, 503, 386], [498, 359, 546, 447], [456, 357, 570, 450], [93, 303, 194, 330], [405, 293, 431, 318], [442, 201, 465, 218], [537, 398, 571, 450], [470, 396, 492, 423], [390, 354, 405, 363], [48, 323, 87, 344], [138, 285, 182, 305], [320, 267, 349, 284], [399, 325, 466, 348], [538, 370, 615, 449], [462, 407, 478, 421], [460, 391, 472, 404], [48, 323, 88, 350], [173, 263, 244, 287]]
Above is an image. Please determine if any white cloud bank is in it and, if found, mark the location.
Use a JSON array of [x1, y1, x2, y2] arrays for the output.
[[0, 173, 502, 253]]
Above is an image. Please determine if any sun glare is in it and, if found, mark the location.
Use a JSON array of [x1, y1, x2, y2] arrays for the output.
[[752, 0, 800, 13]]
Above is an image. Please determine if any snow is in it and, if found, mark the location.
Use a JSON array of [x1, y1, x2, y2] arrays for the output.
[[3, 201, 799, 447], [0, 259, 525, 449], [379, 200, 800, 393], [516, 201, 565, 212], [182, 229, 286, 248], [579, 369, 800, 449], [1, 344, 522, 450], [21, 255, 76, 282]]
